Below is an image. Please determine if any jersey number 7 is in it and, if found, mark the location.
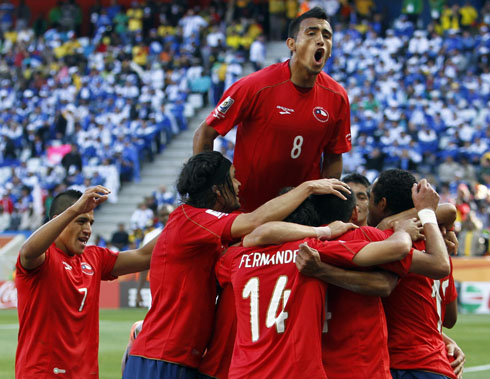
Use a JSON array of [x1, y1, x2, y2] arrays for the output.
[[242, 276, 291, 342]]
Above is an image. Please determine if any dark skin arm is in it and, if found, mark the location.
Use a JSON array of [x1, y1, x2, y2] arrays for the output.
[[193, 120, 219, 154], [321, 152, 343, 179]]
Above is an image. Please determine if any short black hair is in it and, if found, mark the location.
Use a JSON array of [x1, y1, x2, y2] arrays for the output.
[[282, 189, 321, 227], [49, 189, 82, 219], [372, 169, 416, 214], [312, 190, 356, 225], [342, 173, 370, 188], [177, 151, 235, 209], [288, 7, 329, 39]]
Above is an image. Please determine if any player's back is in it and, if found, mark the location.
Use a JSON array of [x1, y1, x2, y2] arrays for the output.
[[382, 240, 457, 379], [221, 241, 327, 379]]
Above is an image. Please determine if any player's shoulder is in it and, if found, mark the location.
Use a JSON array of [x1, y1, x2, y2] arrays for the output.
[[342, 226, 389, 241], [316, 71, 348, 98]]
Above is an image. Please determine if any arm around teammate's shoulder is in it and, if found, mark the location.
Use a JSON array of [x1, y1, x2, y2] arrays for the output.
[[231, 179, 351, 239], [110, 232, 159, 277]]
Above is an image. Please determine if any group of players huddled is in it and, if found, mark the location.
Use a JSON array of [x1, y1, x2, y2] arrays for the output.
[[15, 7, 464, 379]]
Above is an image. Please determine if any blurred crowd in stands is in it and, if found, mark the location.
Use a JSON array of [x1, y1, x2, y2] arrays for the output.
[[0, 0, 489, 256]]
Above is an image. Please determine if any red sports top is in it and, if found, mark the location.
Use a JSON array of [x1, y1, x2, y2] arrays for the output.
[[129, 205, 239, 368], [217, 237, 369, 379], [15, 244, 118, 378], [322, 227, 413, 379], [383, 241, 457, 379], [206, 60, 352, 211], [198, 283, 236, 379]]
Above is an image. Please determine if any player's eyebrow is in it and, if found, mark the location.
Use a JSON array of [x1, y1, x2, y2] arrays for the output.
[[305, 26, 332, 37]]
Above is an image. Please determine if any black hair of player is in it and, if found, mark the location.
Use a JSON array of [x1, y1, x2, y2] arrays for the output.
[[177, 151, 236, 209], [372, 169, 416, 214], [49, 189, 82, 220], [342, 173, 370, 188], [312, 190, 356, 225], [280, 187, 321, 227], [288, 7, 329, 39]]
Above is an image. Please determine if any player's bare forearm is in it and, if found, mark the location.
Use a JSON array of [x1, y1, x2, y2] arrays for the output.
[[443, 299, 458, 328], [193, 121, 219, 154], [312, 264, 398, 297], [231, 179, 351, 238], [321, 153, 343, 179], [242, 222, 317, 247], [111, 234, 158, 276], [353, 229, 411, 266], [377, 203, 456, 231], [436, 203, 457, 229]]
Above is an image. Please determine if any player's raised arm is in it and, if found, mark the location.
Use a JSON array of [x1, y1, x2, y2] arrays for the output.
[[19, 186, 110, 270], [321, 152, 343, 179], [193, 120, 219, 154], [408, 179, 450, 279], [231, 178, 351, 238]]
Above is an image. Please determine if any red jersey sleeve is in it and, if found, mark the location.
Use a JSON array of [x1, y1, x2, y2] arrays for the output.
[[307, 237, 370, 267], [206, 77, 253, 135], [215, 248, 235, 287], [324, 88, 351, 155], [96, 247, 119, 281], [16, 251, 47, 277]]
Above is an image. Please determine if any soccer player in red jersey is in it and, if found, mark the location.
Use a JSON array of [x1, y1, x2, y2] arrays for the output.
[[246, 176, 451, 379], [368, 169, 460, 379], [123, 151, 351, 378], [15, 186, 156, 378], [216, 191, 414, 379], [193, 7, 351, 212]]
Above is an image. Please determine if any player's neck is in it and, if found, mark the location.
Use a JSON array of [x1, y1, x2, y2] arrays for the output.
[[289, 59, 318, 88]]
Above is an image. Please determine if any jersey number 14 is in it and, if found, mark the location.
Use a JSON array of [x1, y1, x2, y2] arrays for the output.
[[242, 276, 291, 342]]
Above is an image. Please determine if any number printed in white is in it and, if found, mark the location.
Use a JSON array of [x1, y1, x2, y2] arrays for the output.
[[78, 287, 88, 312], [242, 278, 260, 342], [266, 276, 291, 333], [242, 276, 291, 342], [432, 279, 449, 332], [290, 135, 304, 159]]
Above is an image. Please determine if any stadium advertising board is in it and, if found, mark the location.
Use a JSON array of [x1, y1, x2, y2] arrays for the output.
[[0, 280, 17, 309], [459, 282, 490, 314]]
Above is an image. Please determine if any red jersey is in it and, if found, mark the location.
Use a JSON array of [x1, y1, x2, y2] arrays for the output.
[[198, 283, 236, 379], [206, 60, 351, 211], [383, 242, 457, 379], [129, 205, 239, 368], [15, 244, 118, 378], [322, 227, 413, 379], [218, 237, 369, 379]]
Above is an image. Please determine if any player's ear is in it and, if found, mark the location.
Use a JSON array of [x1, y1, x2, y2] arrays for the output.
[[378, 197, 388, 212], [286, 37, 295, 53]]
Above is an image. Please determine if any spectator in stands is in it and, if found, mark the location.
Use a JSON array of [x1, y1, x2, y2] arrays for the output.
[[61, 144, 83, 174], [249, 34, 266, 71], [0, 204, 10, 231], [111, 222, 130, 251], [130, 202, 154, 231]]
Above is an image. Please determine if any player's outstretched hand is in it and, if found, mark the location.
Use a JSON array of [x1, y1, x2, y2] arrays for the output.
[[412, 179, 439, 211], [296, 242, 322, 277], [71, 186, 111, 214], [328, 221, 358, 239], [447, 339, 465, 378], [308, 178, 351, 200], [393, 218, 424, 242]]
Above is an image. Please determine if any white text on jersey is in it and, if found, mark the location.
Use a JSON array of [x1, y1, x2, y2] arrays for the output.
[[239, 249, 299, 268]]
